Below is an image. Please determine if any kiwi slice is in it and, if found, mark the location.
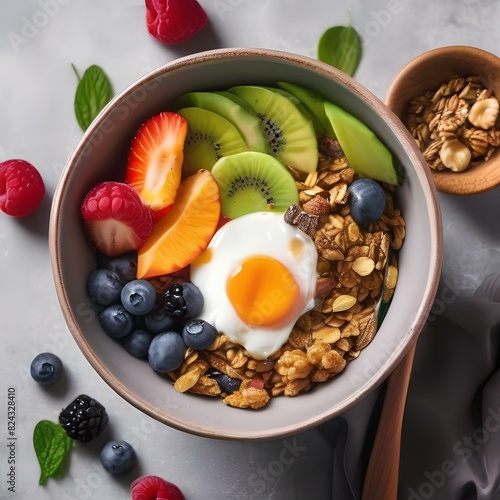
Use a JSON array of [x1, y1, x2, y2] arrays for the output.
[[177, 107, 249, 177], [276, 82, 334, 137], [229, 85, 318, 173], [210, 151, 299, 218], [263, 86, 324, 137], [173, 92, 268, 153], [323, 101, 403, 185], [212, 90, 255, 113]]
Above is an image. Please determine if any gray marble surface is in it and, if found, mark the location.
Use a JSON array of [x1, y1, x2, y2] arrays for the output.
[[1, 0, 499, 499]]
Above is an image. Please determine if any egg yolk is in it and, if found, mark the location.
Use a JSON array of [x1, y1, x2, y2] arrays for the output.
[[226, 255, 300, 327]]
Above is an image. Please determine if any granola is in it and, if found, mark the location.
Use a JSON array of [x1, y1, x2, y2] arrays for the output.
[[406, 76, 500, 172], [162, 140, 405, 410]]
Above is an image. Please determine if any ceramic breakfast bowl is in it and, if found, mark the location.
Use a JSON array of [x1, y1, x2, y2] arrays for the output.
[[386, 45, 500, 195], [49, 48, 442, 440]]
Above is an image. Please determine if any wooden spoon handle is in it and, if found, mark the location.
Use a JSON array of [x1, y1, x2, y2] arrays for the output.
[[361, 342, 417, 500]]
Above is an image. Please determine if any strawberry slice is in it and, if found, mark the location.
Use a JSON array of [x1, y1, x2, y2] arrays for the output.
[[126, 112, 187, 216], [81, 181, 153, 257], [145, 0, 208, 45], [131, 475, 185, 500]]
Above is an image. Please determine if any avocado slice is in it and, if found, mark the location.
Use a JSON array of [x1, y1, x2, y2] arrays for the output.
[[324, 101, 404, 185]]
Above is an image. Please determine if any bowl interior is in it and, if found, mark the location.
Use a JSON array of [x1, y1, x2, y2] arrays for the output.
[[386, 45, 500, 195], [50, 48, 442, 440]]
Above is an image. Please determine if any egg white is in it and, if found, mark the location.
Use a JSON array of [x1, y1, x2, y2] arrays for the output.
[[190, 212, 318, 359]]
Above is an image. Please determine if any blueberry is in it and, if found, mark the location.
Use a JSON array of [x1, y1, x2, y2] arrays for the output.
[[148, 331, 185, 373], [144, 307, 179, 334], [182, 319, 217, 350], [348, 179, 386, 227], [30, 353, 63, 385], [87, 269, 123, 311], [123, 329, 155, 359], [99, 304, 135, 338], [208, 369, 242, 395], [96, 251, 138, 284], [99, 440, 136, 475], [121, 279, 157, 316], [164, 282, 204, 319], [182, 282, 204, 319]]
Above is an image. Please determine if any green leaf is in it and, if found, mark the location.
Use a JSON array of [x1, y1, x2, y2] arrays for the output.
[[33, 420, 73, 485], [73, 64, 113, 131], [317, 25, 362, 77]]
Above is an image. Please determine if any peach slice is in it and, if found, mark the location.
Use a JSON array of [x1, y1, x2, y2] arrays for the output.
[[137, 169, 221, 278]]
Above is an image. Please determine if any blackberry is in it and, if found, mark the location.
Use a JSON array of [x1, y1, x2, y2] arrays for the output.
[[164, 284, 187, 318], [59, 394, 109, 442], [164, 282, 204, 319]]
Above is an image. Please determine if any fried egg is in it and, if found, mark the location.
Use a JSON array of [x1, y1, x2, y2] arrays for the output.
[[190, 212, 318, 360]]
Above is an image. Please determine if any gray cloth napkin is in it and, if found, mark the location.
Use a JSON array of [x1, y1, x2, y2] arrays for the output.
[[322, 272, 500, 500], [398, 273, 500, 500]]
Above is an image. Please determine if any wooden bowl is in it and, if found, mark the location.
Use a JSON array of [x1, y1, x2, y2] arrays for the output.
[[386, 46, 500, 195]]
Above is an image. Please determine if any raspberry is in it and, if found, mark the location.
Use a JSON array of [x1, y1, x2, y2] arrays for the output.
[[81, 181, 153, 257], [145, 0, 207, 45], [0, 159, 45, 217], [131, 475, 185, 500], [59, 394, 109, 442]]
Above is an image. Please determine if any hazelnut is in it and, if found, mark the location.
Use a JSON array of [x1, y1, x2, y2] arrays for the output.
[[439, 138, 472, 172], [468, 97, 499, 130], [302, 195, 330, 215]]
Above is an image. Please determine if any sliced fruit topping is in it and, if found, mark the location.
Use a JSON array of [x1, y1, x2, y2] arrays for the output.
[[177, 107, 249, 177], [276, 81, 335, 136], [81, 181, 153, 257], [137, 169, 221, 278], [323, 101, 403, 185], [229, 85, 318, 173], [210, 151, 299, 218], [173, 91, 268, 153], [131, 475, 185, 500], [126, 111, 187, 213], [145, 0, 207, 45], [212, 90, 256, 113], [0, 159, 45, 217], [264, 86, 324, 137]]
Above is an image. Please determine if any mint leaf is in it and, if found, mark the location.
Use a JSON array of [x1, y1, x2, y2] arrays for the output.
[[33, 420, 73, 485], [73, 64, 113, 131], [317, 25, 362, 77]]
